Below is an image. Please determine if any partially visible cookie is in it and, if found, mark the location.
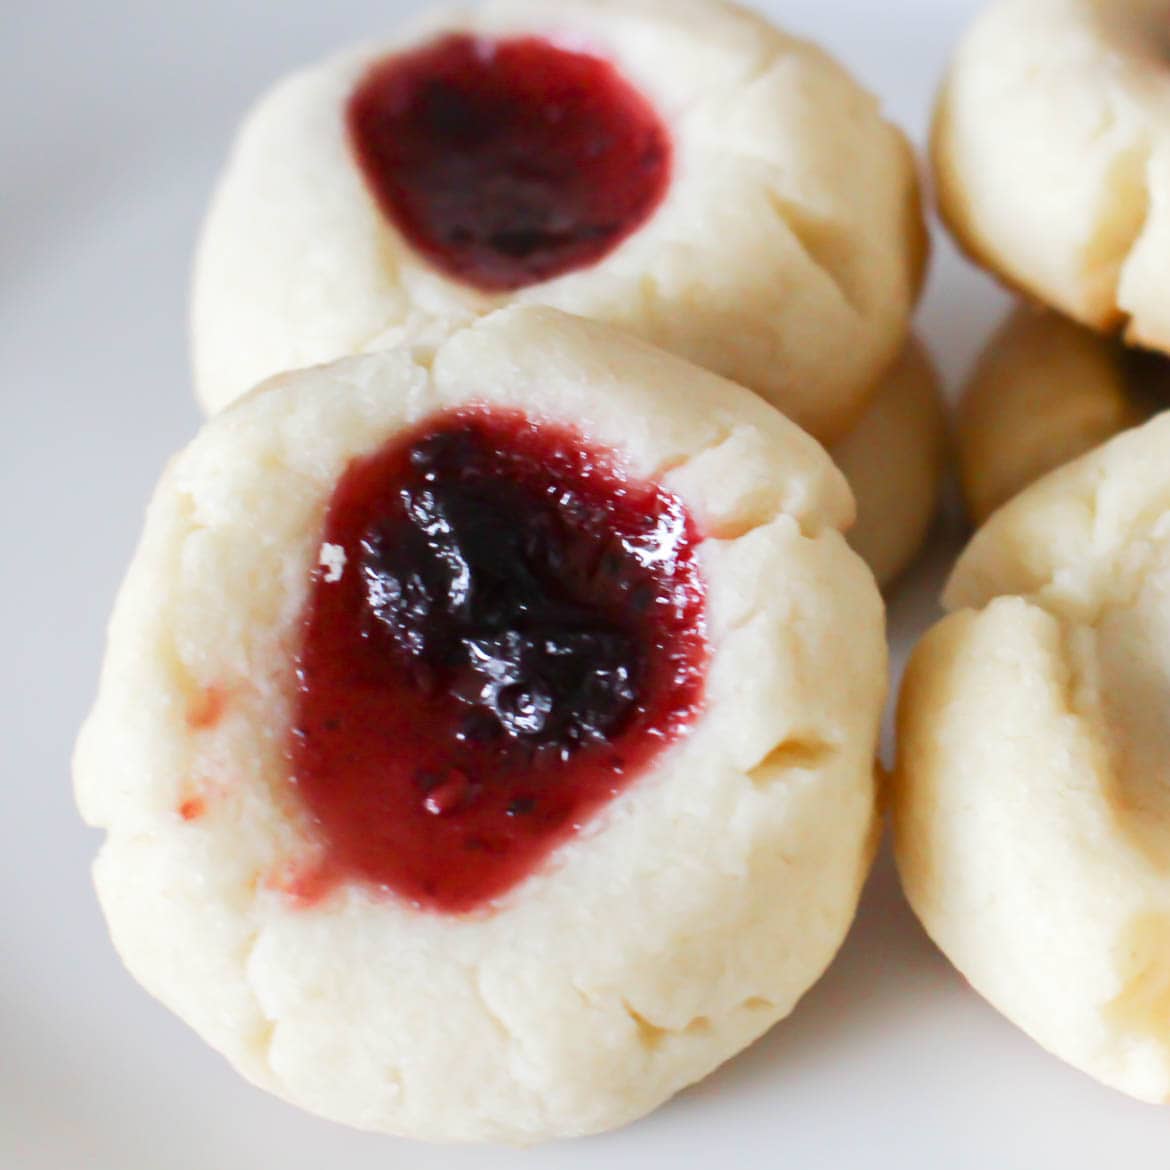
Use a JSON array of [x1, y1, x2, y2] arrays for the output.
[[957, 304, 1162, 524], [934, 0, 1170, 350], [896, 411, 1170, 1103], [192, 0, 926, 439], [831, 339, 949, 588], [77, 307, 887, 1143]]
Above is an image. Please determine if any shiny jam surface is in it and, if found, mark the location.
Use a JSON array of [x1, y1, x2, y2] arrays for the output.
[[289, 408, 707, 913], [346, 34, 671, 292]]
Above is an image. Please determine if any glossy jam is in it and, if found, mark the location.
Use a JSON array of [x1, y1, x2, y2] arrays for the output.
[[347, 34, 671, 292], [289, 408, 706, 913]]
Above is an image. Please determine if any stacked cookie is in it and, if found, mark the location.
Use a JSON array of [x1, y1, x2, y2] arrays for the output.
[[897, 0, 1170, 1104], [192, 0, 946, 590], [77, 0, 936, 1144], [956, 307, 1163, 524], [934, 0, 1170, 522]]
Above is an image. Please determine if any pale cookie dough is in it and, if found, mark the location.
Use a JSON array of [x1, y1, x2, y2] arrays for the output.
[[78, 308, 887, 1143], [896, 412, 1170, 1103], [192, 0, 927, 440], [831, 339, 949, 589], [935, 0, 1170, 350], [957, 305, 1155, 524]]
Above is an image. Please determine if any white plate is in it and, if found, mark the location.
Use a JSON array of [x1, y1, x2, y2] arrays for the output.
[[4, 1, 1168, 1165]]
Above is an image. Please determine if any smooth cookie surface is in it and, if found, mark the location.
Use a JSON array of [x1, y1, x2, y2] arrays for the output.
[[832, 339, 948, 588], [956, 304, 1160, 524]]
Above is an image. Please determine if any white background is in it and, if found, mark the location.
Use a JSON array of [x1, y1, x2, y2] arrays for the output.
[[4, 0, 1168, 1165]]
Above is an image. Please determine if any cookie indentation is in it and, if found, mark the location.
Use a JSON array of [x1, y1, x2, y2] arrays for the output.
[[347, 34, 672, 292], [290, 407, 707, 912]]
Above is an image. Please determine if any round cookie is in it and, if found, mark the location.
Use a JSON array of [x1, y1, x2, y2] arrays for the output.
[[192, 0, 927, 439], [957, 304, 1167, 524], [895, 411, 1170, 1103], [831, 339, 949, 589], [77, 307, 887, 1143], [934, 0, 1170, 350]]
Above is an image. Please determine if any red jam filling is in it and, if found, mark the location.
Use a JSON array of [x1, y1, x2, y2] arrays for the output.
[[346, 34, 672, 292], [178, 797, 206, 822], [289, 408, 706, 913]]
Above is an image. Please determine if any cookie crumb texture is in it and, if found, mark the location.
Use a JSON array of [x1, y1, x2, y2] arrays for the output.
[[76, 308, 885, 1142], [292, 407, 705, 913], [348, 34, 671, 292]]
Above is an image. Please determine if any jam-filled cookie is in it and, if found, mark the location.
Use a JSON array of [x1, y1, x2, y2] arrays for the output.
[[958, 305, 1167, 524], [77, 309, 886, 1143], [896, 411, 1170, 1102], [935, 0, 1170, 350], [192, 0, 926, 439], [832, 339, 949, 588]]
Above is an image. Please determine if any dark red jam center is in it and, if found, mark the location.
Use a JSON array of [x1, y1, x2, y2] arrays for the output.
[[289, 408, 706, 913], [346, 34, 672, 293]]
